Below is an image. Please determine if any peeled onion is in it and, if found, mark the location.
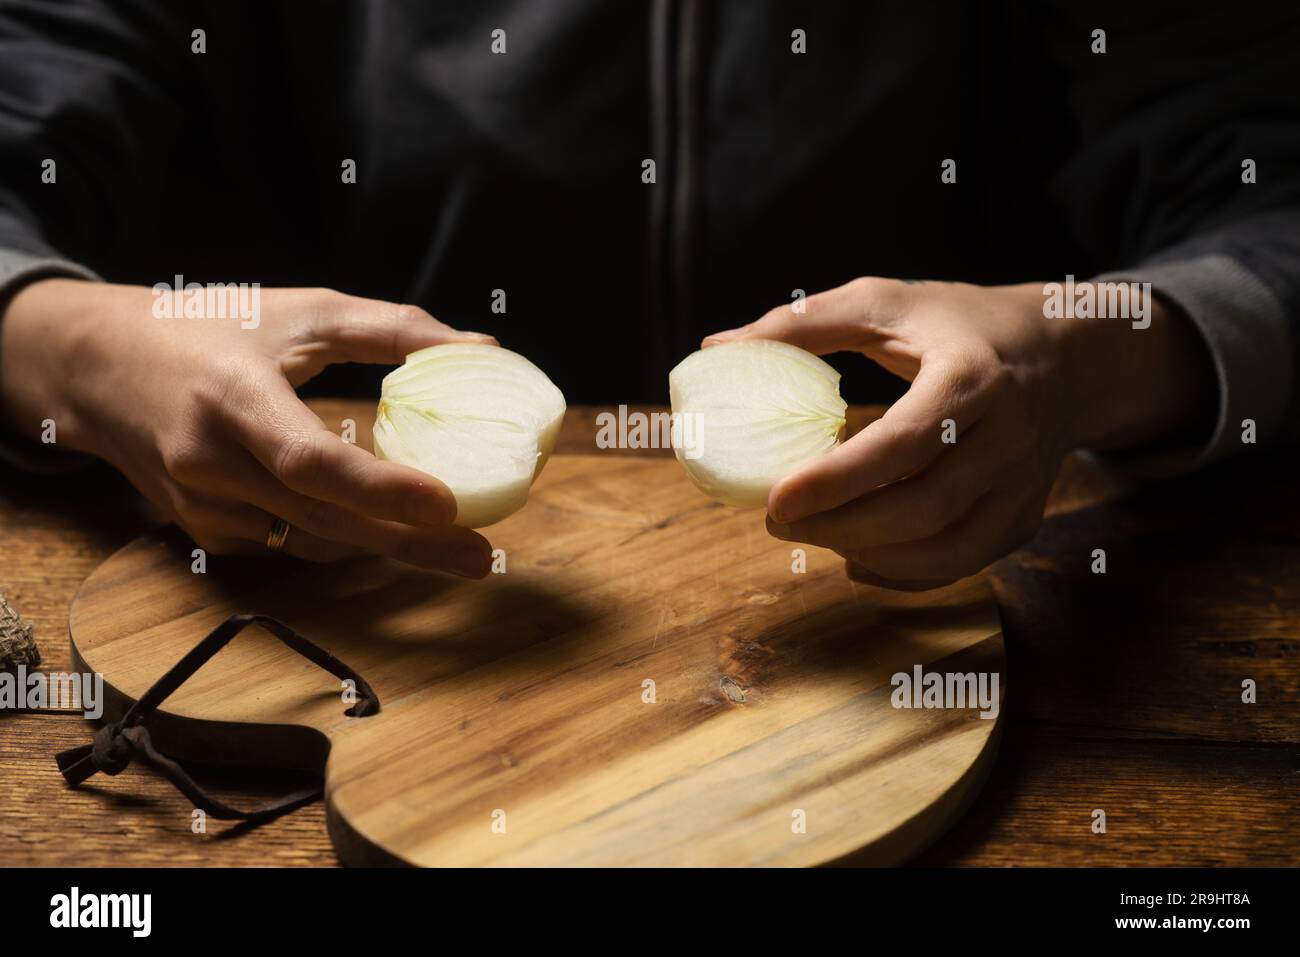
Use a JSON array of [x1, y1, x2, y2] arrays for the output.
[[373, 343, 566, 527], [668, 339, 847, 507]]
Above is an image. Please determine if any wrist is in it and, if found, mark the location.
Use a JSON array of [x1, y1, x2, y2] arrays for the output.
[[0, 278, 102, 453], [1051, 282, 1217, 453]]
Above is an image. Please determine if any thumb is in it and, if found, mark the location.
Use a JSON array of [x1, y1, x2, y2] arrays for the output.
[[311, 292, 498, 366], [702, 277, 902, 356]]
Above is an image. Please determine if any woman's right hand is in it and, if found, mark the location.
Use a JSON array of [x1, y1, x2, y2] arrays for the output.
[[0, 279, 496, 576]]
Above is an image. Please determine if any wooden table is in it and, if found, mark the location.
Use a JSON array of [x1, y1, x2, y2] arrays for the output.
[[2, 403, 1296, 866]]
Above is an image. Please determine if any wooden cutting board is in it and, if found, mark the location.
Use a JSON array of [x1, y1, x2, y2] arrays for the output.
[[68, 412, 1006, 866]]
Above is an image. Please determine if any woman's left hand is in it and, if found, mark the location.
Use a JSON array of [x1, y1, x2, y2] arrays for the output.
[[703, 276, 1214, 590]]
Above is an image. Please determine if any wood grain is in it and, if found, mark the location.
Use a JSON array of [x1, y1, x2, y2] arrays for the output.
[[917, 723, 1300, 866], [3, 401, 1298, 866], [0, 713, 333, 866], [67, 452, 1006, 866]]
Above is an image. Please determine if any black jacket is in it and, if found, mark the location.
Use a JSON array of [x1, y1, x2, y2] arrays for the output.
[[1, 0, 1298, 468]]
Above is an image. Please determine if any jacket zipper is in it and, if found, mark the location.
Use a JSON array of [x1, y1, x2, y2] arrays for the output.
[[646, 0, 701, 395]]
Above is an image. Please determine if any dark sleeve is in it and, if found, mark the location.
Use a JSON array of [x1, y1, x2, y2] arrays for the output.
[[1043, 0, 1300, 475], [0, 0, 191, 470]]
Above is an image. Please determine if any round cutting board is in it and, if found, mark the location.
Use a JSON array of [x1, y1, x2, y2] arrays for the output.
[[69, 453, 1005, 866]]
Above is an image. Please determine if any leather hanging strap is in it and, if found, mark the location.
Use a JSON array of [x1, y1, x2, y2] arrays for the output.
[[56, 613, 380, 823]]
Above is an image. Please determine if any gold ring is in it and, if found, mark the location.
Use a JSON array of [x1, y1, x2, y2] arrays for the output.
[[266, 517, 291, 553]]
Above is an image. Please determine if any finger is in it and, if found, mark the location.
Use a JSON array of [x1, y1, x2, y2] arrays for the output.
[[258, 511, 367, 563], [174, 503, 364, 563], [280, 528, 367, 563], [228, 372, 460, 526], [261, 516, 399, 565], [844, 560, 958, 593], [702, 277, 905, 355], [280, 502, 492, 576], [309, 293, 497, 367], [845, 491, 1031, 582], [178, 447, 492, 576], [768, 352, 990, 523], [246, 461, 493, 576], [768, 421, 1004, 550]]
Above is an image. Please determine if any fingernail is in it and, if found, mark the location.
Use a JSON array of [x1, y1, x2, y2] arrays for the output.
[[767, 520, 793, 539], [771, 491, 812, 524], [458, 331, 498, 343], [768, 500, 796, 524], [453, 546, 491, 578], [413, 495, 452, 526]]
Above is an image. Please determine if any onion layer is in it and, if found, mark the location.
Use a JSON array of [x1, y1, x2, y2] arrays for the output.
[[669, 339, 846, 507], [374, 344, 566, 527]]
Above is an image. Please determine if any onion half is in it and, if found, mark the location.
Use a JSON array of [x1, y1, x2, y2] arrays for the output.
[[373, 343, 566, 527], [668, 339, 847, 507]]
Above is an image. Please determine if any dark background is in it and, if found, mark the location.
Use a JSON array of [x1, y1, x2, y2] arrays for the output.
[[4, 0, 1297, 402]]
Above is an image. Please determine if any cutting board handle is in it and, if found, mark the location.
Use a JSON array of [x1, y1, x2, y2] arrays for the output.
[[56, 613, 381, 823]]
